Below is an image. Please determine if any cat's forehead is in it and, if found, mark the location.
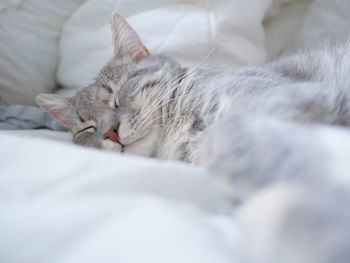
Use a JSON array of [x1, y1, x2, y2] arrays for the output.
[[108, 55, 179, 90], [73, 54, 180, 105], [101, 55, 170, 76], [98, 59, 131, 83], [74, 84, 110, 109], [70, 85, 111, 121]]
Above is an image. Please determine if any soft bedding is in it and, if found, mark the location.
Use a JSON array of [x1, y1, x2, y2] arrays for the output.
[[0, 133, 223, 210], [0, 133, 238, 263], [0, 0, 85, 105], [1, 197, 237, 263], [2, 0, 350, 262], [0, 100, 65, 130]]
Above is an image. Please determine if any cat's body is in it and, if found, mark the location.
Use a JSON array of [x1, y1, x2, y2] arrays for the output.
[[36, 13, 350, 263], [40, 44, 350, 163], [159, 46, 350, 163], [137, 44, 350, 163]]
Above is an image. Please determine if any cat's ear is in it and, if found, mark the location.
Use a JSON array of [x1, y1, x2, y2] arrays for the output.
[[110, 12, 150, 62], [35, 94, 74, 130]]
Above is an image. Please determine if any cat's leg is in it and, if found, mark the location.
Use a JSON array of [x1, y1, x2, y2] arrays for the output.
[[203, 114, 350, 262], [202, 114, 330, 201], [236, 182, 350, 263]]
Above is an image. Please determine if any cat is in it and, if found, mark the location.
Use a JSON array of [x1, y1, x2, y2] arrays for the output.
[[36, 13, 350, 262], [36, 13, 350, 165]]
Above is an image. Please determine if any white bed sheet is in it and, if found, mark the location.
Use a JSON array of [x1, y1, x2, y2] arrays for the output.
[[0, 131, 240, 263], [1, 197, 238, 263]]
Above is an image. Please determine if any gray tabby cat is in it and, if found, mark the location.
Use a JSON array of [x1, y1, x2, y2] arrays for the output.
[[37, 13, 350, 262], [36, 14, 350, 164]]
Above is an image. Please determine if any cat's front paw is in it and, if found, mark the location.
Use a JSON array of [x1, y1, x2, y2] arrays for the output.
[[203, 114, 327, 201]]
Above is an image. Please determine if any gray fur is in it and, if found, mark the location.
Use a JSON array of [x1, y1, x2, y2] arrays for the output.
[[203, 114, 332, 200], [237, 183, 350, 263]]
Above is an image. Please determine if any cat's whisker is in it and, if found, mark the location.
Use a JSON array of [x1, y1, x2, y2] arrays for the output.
[[136, 88, 194, 130], [126, 117, 164, 144], [145, 66, 210, 111], [134, 72, 186, 121], [140, 70, 211, 123], [144, 69, 188, 107], [141, 72, 172, 106], [131, 66, 216, 127], [131, 116, 164, 136], [139, 49, 216, 120], [137, 57, 188, 109], [128, 71, 184, 123], [133, 97, 180, 131]]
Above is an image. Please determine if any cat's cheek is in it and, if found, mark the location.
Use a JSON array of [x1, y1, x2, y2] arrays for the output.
[[101, 139, 123, 152], [124, 133, 158, 156]]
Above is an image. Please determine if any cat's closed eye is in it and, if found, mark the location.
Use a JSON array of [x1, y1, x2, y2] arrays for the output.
[[75, 126, 96, 136]]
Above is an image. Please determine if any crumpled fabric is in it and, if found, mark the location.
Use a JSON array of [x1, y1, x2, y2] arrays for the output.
[[0, 97, 65, 130]]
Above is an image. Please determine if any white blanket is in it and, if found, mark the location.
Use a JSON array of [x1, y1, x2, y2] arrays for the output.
[[0, 132, 239, 263]]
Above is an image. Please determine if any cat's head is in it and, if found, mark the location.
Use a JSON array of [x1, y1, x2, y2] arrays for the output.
[[36, 13, 185, 156]]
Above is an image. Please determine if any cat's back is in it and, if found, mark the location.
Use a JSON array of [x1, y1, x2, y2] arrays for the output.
[[271, 42, 350, 86], [217, 43, 350, 99]]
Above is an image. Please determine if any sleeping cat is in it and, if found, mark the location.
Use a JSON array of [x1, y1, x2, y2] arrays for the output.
[[36, 13, 350, 165], [36, 13, 350, 262]]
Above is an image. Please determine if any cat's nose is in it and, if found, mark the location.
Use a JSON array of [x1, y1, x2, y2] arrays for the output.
[[104, 125, 120, 143]]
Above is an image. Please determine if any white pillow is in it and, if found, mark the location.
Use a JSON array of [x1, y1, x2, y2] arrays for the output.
[[264, 0, 312, 58], [0, 0, 85, 105], [57, 0, 275, 92], [289, 0, 350, 51]]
